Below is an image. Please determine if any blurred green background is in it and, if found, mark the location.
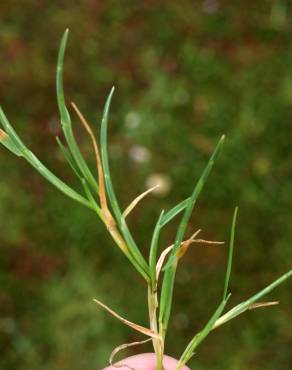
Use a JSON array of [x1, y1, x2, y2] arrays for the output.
[[0, 1, 291, 369]]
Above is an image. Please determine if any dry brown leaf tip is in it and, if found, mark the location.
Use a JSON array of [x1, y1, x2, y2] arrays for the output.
[[109, 338, 152, 369], [0, 129, 7, 141], [122, 185, 160, 219], [248, 301, 279, 310], [71, 101, 117, 227], [93, 298, 161, 339]]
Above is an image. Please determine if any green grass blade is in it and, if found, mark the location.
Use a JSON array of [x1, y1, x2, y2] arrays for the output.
[[56, 29, 71, 128], [176, 207, 238, 368], [177, 208, 238, 368], [159, 135, 225, 338], [0, 131, 22, 156], [56, 29, 99, 193], [100, 87, 150, 279], [177, 295, 230, 368], [81, 178, 103, 219], [24, 149, 93, 209], [0, 108, 91, 209], [99, 86, 119, 219], [215, 269, 292, 327], [196, 295, 230, 346], [0, 107, 26, 149], [56, 136, 83, 179], [223, 207, 238, 300], [160, 198, 190, 227], [149, 210, 165, 287], [81, 175, 148, 275], [164, 135, 225, 271], [159, 264, 176, 336]]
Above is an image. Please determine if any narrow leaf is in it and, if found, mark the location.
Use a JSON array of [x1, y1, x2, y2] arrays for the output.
[[0, 130, 22, 156], [159, 135, 225, 338], [176, 230, 203, 259], [156, 230, 222, 279], [123, 185, 159, 219], [109, 338, 152, 368], [156, 245, 173, 281], [190, 238, 224, 246], [71, 102, 110, 212], [24, 150, 92, 209], [0, 111, 92, 209], [160, 197, 190, 227], [149, 210, 165, 287], [100, 87, 149, 279], [56, 136, 82, 178], [93, 299, 161, 339], [214, 269, 292, 329], [99, 87, 118, 216], [0, 107, 25, 149], [56, 30, 98, 193], [248, 301, 279, 310], [56, 29, 71, 128], [223, 207, 238, 300], [164, 135, 225, 271], [81, 178, 103, 219], [177, 295, 230, 369]]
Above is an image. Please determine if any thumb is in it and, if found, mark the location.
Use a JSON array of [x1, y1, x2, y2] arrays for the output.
[[103, 353, 190, 370]]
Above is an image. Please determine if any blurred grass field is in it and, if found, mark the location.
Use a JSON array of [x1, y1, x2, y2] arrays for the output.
[[0, 1, 291, 369]]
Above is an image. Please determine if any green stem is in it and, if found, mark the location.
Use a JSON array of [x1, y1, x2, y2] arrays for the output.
[[147, 285, 164, 370]]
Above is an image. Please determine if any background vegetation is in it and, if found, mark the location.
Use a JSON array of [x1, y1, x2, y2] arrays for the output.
[[0, 1, 291, 369]]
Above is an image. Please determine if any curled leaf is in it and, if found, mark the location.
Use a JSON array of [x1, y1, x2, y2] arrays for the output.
[[156, 245, 173, 281], [156, 230, 223, 279], [109, 338, 152, 369], [93, 298, 160, 339], [71, 102, 106, 206], [122, 185, 159, 219], [248, 301, 279, 310], [176, 229, 202, 259]]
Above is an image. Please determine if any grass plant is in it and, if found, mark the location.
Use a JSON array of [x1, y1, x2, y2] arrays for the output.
[[0, 30, 291, 370]]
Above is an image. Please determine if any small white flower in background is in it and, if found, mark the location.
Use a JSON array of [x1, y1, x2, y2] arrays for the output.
[[145, 173, 172, 196], [128, 145, 151, 163], [124, 111, 141, 129]]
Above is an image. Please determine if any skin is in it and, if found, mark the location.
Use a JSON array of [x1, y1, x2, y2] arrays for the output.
[[103, 353, 190, 370]]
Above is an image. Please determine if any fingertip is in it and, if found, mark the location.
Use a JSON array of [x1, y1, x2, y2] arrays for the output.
[[103, 353, 190, 370]]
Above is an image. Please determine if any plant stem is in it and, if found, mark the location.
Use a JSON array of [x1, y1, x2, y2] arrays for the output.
[[148, 285, 164, 370]]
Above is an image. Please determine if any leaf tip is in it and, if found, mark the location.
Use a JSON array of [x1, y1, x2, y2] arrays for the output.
[[233, 206, 239, 219], [217, 134, 225, 148], [59, 29, 69, 60], [109, 86, 116, 100], [63, 28, 69, 40], [226, 292, 232, 301]]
